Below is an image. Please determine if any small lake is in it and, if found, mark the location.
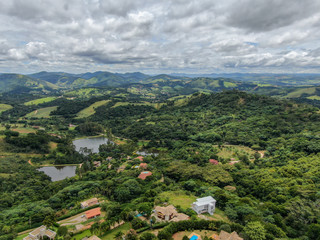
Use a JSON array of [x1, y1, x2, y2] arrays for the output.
[[38, 166, 77, 182], [73, 137, 111, 153]]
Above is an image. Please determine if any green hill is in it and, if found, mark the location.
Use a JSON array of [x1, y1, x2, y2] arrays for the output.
[[0, 74, 57, 93]]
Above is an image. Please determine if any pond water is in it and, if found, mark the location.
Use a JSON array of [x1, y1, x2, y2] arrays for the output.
[[73, 137, 111, 153], [37, 165, 77, 182]]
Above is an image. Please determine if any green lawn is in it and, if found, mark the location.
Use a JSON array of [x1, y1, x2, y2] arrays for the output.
[[24, 97, 57, 106], [0, 103, 13, 113], [15, 233, 29, 240], [25, 106, 57, 118], [76, 100, 110, 119], [158, 191, 197, 209], [72, 222, 131, 240], [100, 222, 131, 240]]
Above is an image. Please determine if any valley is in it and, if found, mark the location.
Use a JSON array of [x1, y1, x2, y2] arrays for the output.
[[0, 72, 319, 240]]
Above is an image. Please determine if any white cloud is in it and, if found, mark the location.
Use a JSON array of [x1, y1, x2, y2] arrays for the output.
[[0, 0, 320, 73]]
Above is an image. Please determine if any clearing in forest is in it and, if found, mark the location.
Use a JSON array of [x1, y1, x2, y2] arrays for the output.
[[0, 103, 13, 113], [76, 100, 110, 119], [25, 106, 58, 118], [158, 191, 197, 209], [24, 97, 57, 106]]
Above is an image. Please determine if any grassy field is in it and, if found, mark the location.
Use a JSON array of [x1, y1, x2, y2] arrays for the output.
[[24, 97, 57, 106], [285, 87, 316, 98], [112, 101, 164, 110], [0, 103, 13, 113], [72, 222, 131, 240], [100, 222, 131, 240], [25, 106, 57, 118], [307, 95, 320, 100], [215, 144, 256, 160], [76, 100, 110, 119], [158, 191, 197, 209]]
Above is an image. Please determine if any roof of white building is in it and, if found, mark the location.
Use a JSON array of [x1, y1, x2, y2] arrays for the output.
[[194, 196, 216, 206]]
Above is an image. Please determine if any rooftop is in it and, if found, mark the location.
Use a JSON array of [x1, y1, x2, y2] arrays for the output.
[[155, 205, 177, 216], [194, 196, 216, 205], [138, 171, 152, 180], [85, 207, 101, 219]]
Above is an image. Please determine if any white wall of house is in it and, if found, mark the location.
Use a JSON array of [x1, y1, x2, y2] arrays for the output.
[[192, 196, 216, 215]]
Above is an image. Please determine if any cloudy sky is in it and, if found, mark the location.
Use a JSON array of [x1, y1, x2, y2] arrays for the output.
[[0, 0, 320, 74]]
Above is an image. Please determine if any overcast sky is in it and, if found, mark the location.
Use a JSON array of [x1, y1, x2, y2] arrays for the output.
[[0, 0, 320, 74]]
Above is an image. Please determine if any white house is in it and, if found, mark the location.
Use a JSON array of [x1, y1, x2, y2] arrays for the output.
[[191, 196, 216, 215]]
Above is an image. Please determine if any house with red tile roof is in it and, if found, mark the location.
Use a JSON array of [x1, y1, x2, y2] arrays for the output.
[[85, 207, 101, 219], [135, 156, 144, 161], [209, 159, 219, 165], [138, 171, 152, 180], [139, 163, 148, 169]]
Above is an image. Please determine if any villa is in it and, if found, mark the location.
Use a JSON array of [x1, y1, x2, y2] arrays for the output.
[[23, 225, 56, 240], [192, 196, 216, 215], [139, 163, 148, 169], [154, 205, 189, 222], [81, 198, 99, 209], [138, 171, 152, 180]]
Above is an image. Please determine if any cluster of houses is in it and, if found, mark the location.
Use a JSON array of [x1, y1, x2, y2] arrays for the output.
[[136, 155, 153, 180]]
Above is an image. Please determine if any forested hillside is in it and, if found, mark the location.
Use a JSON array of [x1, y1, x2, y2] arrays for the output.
[[0, 90, 319, 240]]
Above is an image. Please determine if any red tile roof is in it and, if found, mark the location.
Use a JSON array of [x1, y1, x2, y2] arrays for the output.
[[209, 159, 219, 165], [139, 163, 148, 169], [136, 156, 144, 161], [138, 171, 152, 180], [85, 207, 101, 219]]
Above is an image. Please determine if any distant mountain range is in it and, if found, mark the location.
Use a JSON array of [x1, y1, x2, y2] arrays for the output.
[[0, 71, 320, 94]]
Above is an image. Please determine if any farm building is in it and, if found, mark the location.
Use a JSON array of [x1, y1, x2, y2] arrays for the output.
[[85, 207, 101, 219]]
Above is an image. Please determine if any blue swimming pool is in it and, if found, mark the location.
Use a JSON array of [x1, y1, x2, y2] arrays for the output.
[[190, 235, 198, 240], [136, 213, 142, 217]]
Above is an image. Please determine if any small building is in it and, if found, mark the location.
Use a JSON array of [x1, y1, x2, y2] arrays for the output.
[[209, 159, 219, 165], [23, 225, 56, 240], [138, 171, 152, 180], [188, 233, 202, 240], [192, 196, 216, 215], [211, 230, 243, 240], [139, 163, 148, 169], [93, 161, 101, 168], [85, 207, 101, 219], [81, 198, 99, 209]]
